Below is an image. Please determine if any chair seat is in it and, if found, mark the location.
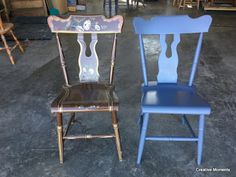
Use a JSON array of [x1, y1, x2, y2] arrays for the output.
[[141, 83, 211, 115], [51, 83, 119, 113], [0, 23, 13, 34]]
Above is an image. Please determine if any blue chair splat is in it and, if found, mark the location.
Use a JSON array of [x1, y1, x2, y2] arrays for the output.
[[157, 34, 180, 83]]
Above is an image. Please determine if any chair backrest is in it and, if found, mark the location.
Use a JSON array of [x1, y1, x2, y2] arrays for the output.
[[133, 15, 212, 86], [48, 15, 123, 86]]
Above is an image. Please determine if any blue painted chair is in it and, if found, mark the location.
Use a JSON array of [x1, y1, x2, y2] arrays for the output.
[[133, 15, 212, 165]]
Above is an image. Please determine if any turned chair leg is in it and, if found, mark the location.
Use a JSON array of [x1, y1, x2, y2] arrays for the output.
[[197, 114, 205, 165], [197, 0, 200, 10], [173, 0, 176, 6], [103, 0, 106, 8], [115, 0, 118, 14], [112, 111, 122, 161], [10, 30, 24, 53], [1, 34, 15, 64], [56, 113, 64, 164], [137, 113, 149, 164]]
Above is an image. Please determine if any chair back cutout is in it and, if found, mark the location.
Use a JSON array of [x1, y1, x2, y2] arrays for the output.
[[133, 15, 212, 86], [48, 15, 123, 85]]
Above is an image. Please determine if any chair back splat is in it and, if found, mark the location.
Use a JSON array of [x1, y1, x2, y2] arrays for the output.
[[133, 15, 212, 86], [48, 15, 123, 86], [133, 15, 212, 165]]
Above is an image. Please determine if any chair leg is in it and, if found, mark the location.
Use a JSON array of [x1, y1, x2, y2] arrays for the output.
[[112, 111, 122, 161], [183, 0, 186, 9], [127, 0, 129, 9], [137, 113, 149, 164], [139, 113, 143, 135], [1, 34, 15, 64], [178, 0, 182, 9], [109, 0, 112, 17], [181, 114, 186, 125], [103, 0, 106, 8], [56, 113, 64, 164], [115, 0, 118, 14], [10, 30, 24, 53], [197, 114, 205, 165], [173, 0, 176, 6], [197, 0, 200, 10]]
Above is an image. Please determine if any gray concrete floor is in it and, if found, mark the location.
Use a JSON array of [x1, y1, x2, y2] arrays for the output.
[[0, 0, 236, 176]]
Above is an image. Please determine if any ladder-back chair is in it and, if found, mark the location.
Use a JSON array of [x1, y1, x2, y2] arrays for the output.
[[0, 10, 24, 64], [48, 15, 123, 163], [133, 15, 212, 165]]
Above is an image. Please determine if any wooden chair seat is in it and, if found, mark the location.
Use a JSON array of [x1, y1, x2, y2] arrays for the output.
[[0, 23, 13, 34], [51, 83, 119, 113]]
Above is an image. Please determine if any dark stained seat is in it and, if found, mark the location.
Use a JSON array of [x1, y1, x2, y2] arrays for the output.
[[51, 83, 119, 113]]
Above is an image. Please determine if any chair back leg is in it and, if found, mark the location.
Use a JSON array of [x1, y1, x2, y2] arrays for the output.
[[56, 113, 64, 164], [103, 0, 106, 8], [197, 114, 205, 165], [112, 111, 123, 161], [137, 113, 149, 164]]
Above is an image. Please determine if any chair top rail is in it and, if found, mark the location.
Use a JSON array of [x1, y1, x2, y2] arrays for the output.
[[133, 15, 212, 34], [48, 15, 123, 34]]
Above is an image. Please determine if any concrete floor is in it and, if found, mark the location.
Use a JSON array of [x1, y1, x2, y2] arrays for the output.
[[0, 0, 235, 176]]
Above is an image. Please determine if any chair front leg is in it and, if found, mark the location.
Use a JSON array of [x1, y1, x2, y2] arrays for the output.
[[56, 113, 64, 163], [197, 114, 205, 165], [112, 111, 123, 161], [138, 113, 144, 135], [137, 113, 149, 164], [1, 34, 15, 64], [10, 30, 24, 53]]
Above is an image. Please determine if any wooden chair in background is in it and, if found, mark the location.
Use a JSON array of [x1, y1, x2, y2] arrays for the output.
[[0, 9, 24, 64], [173, 0, 202, 10], [133, 15, 212, 165], [48, 15, 124, 163]]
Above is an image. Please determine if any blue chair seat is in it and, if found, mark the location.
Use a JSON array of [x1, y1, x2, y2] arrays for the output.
[[142, 83, 211, 115]]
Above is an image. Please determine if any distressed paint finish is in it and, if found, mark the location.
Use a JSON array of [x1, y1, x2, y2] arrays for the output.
[[48, 15, 124, 163], [47, 15, 123, 34], [47, 15, 124, 84], [77, 34, 99, 82]]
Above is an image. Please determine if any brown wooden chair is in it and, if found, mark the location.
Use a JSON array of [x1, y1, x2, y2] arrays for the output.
[[48, 15, 124, 163], [0, 9, 24, 64]]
